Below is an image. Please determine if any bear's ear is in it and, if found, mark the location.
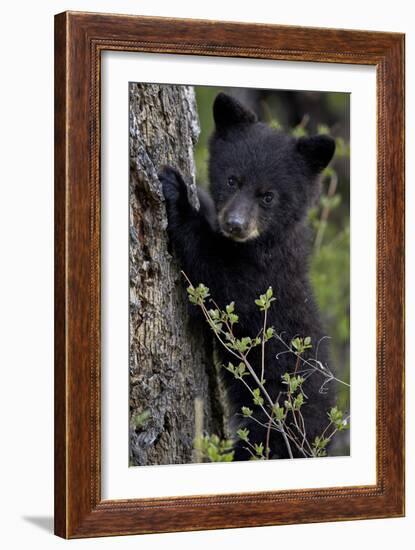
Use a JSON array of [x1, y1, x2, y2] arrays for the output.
[[296, 135, 336, 173], [213, 93, 257, 133]]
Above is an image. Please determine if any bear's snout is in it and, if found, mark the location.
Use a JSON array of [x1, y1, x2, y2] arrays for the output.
[[219, 198, 260, 242], [223, 214, 248, 237]]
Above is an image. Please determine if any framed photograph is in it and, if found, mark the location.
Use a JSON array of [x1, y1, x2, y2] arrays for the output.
[[54, 11, 405, 538]]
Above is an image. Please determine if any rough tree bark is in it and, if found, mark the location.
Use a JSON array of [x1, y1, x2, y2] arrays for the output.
[[129, 83, 224, 466]]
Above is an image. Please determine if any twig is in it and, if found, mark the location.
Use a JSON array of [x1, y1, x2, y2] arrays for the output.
[[275, 333, 350, 388], [261, 308, 267, 383], [314, 171, 338, 252]]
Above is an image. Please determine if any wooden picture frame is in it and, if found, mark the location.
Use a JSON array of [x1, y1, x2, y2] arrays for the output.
[[54, 11, 405, 538]]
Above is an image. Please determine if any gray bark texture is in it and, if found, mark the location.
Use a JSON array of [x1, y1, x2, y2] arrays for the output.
[[129, 83, 224, 466]]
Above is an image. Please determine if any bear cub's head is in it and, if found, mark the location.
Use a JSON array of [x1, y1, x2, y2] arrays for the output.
[[208, 93, 335, 243]]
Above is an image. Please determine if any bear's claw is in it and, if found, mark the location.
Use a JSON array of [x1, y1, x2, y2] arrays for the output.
[[158, 165, 187, 204]]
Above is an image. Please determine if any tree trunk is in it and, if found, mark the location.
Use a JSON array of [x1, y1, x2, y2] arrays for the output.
[[129, 83, 224, 466]]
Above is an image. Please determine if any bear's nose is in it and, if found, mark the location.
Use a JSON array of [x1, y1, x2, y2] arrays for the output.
[[224, 215, 246, 236]]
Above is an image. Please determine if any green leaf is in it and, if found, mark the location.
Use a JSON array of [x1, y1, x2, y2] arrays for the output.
[[237, 428, 250, 442], [228, 313, 239, 324], [311, 438, 329, 457], [207, 446, 219, 461], [225, 362, 235, 375], [328, 406, 342, 423], [265, 327, 274, 340], [317, 124, 331, 135], [255, 288, 276, 311], [241, 407, 253, 417], [186, 283, 210, 305], [327, 406, 349, 431], [293, 393, 304, 410], [212, 322, 223, 333], [254, 442, 264, 457], [193, 434, 235, 463], [291, 337, 301, 351], [291, 336, 312, 354], [234, 337, 252, 353], [221, 452, 235, 462], [289, 375, 305, 394], [237, 362, 249, 378], [226, 302, 235, 315], [272, 403, 286, 421], [208, 309, 220, 320], [322, 165, 335, 178], [291, 125, 308, 138], [252, 388, 264, 406], [269, 118, 282, 130]]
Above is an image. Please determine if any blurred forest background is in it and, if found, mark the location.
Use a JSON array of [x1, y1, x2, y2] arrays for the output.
[[194, 86, 350, 442]]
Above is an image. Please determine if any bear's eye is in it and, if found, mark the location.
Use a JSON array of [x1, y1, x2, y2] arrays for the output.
[[227, 176, 238, 188], [262, 192, 275, 204]]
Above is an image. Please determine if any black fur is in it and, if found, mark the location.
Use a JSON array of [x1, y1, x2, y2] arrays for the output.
[[159, 93, 336, 460]]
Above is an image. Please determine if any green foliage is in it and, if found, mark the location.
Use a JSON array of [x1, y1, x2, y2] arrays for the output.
[[241, 406, 253, 417], [252, 388, 264, 407], [194, 86, 222, 185], [237, 428, 250, 443], [328, 406, 349, 431], [194, 434, 235, 462], [312, 436, 331, 457], [269, 119, 282, 130], [187, 280, 350, 461], [291, 336, 312, 354], [334, 136, 350, 158], [265, 327, 274, 341], [253, 442, 265, 459], [272, 403, 287, 421], [308, 120, 350, 419], [282, 372, 305, 394], [130, 409, 151, 430], [310, 227, 350, 348], [234, 337, 253, 353], [254, 287, 276, 311], [226, 361, 249, 380], [207, 301, 239, 335], [187, 283, 210, 305], [292, 393, 305, 410], [225, 302, 239, 324], [317, 123, 330, 135], [207, 308, 223, 333], [291, 125, 308, 138]]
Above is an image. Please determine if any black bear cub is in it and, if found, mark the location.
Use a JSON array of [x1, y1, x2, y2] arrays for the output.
[[160, 92, 336, 460]]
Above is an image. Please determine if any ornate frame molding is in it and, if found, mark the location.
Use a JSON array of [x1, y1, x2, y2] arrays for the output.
[[55, 11, 405, 538]]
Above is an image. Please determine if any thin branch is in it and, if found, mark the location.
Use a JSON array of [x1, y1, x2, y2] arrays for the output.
[[314, 171, 338, 252], [275, 333, 350, 388], [261, 308, 267, 383]]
